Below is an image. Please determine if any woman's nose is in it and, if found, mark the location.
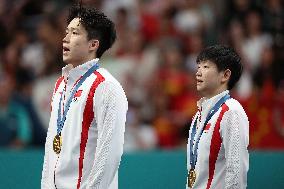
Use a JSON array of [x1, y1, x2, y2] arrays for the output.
[[196, 69, 201, 77]]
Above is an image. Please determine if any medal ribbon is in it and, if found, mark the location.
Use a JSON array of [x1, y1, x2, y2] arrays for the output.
[[189, 94, 230, 170], [56, 63, 99, 134]]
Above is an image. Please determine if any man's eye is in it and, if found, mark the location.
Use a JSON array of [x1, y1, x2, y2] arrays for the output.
[[72, 31, 78, 34]]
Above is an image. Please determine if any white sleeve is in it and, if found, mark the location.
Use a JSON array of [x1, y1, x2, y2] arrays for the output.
[[86, 81, 128, 189], [41, 123, 52, 189], [221, 108, 249, 189], [41, 80, 61, 189]]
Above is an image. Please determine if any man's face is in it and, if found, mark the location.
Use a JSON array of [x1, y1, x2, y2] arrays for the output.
[[63, 18, 94, 66], [196, 60, 226, 98]]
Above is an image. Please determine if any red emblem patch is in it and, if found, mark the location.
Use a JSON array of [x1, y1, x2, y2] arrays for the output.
[[74, 90, 83, 98], [204, 123, 211, 130]]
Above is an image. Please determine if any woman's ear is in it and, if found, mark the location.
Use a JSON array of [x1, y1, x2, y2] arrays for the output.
[[222, 69, 231, 83]]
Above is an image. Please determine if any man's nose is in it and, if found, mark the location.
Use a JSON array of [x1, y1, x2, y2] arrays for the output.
[[63, 34, 69, 43]]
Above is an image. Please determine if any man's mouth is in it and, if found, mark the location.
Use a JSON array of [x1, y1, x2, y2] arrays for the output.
[[63, 46, 70, 53]]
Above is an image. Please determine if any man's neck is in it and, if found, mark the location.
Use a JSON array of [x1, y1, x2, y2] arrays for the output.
[[69, 57, 97, 68]]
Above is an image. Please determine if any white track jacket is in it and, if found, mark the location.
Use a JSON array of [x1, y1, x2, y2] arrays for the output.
[[41, 58, 128, 189], [187, 90, 249, 189]]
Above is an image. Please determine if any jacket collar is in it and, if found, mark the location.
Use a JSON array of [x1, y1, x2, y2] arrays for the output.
[[197, 90, 229, 119], [62, 58, 99, 85]]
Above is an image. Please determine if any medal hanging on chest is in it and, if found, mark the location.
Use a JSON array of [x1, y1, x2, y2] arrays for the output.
[[53, 63, 99, 154], [188, 94, 231, 188], [188, 168, 196, 188], [53, 134, 62, 154]]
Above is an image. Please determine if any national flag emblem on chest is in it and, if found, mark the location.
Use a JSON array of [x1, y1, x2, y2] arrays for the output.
[[204, 123, 211, 131], [73, 90, 83, 101], [74, 90, 83, 97]]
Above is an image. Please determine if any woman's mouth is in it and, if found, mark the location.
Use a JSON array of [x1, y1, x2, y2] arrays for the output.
[[197, 79, 203, 85]]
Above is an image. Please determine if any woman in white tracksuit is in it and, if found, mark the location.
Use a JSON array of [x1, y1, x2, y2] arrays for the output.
[[187, 45, 249, 189]]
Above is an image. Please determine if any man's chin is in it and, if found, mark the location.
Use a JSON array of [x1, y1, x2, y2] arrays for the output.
[[63, 56, 70, 64]]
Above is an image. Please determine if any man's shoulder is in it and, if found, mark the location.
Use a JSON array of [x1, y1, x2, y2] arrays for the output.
[[96, 68, 118, 83], [95, 68, 126, 95]]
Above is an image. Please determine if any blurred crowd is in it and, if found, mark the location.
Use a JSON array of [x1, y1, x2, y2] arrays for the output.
[[0, 0, 283, 150]]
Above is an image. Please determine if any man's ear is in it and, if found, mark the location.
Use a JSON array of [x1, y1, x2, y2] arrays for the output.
[[89, 39, 99, 51], [221, 69, 231, 83]]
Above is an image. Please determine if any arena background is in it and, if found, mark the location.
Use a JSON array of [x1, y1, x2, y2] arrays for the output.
[[0, 0, 283, 188]]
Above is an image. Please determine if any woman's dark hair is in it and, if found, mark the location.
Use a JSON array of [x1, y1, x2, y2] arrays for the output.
[[196, 44, 243, 90]]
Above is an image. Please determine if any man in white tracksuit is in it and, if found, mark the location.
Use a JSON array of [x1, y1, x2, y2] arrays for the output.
[[41, 5, 128, 189], [187, 45, 249, 189]]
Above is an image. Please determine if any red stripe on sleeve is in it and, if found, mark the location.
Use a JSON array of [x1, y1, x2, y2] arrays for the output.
[[51, 76, 64, 112], [77, 71, 105, 189], [54, 76, 64, 94], [206, 104, 229, 189]]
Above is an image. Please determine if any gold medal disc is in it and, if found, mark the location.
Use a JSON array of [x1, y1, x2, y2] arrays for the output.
[[53, 134, 62, 154], [188, 169, 196, 188]]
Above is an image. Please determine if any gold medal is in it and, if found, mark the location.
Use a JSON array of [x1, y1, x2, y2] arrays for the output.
[[53, 134, 62, 154], [188, 169, 196, 188]]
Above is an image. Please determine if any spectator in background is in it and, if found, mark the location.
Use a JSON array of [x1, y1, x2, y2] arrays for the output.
[[223, 0, 254, 30], [227, 19, 253, 100], [151, 39, 189, 148], [124, 103, 157, 152], [185, 32, 204, 73], [262, 0, 284, 49], [0, 70, 32, 148], [32, 15, 65, 130], [174, 0, 205, 35], [245, 45, 284, 149], [273, 81, 284, 139], [252, 46, 276, 94], [241, 10, 273, 72], [14, 67, 46, 146]]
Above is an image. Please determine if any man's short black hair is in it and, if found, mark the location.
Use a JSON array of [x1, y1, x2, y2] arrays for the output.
[[196, 44, 243, 90], [67, 5, 116, 58]]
